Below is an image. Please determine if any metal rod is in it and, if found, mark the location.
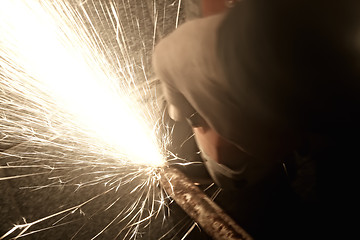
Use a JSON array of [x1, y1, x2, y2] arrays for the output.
[[160, 167, 253, 240]]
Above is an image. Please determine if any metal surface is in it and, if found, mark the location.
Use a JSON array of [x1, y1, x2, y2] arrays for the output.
[[160, 167, 253, 240]]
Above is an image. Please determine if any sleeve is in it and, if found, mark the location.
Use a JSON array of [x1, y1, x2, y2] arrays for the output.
[[152, 45, 195, 121], [152, 13, 226, 122]]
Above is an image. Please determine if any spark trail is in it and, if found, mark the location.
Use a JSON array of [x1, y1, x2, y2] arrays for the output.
[[0, 0, 185, 239]]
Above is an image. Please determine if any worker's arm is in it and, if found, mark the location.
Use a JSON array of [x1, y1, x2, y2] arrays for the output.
[[152, 2, 272, 189], [152, 12, 237, 166]]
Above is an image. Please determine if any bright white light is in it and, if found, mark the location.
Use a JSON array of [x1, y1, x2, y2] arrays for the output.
[[0, 0, 164, 167]]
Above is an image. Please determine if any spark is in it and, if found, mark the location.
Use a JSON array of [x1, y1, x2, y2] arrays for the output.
[[0, 0, 164, 167], [175, 0, 182, 28], [0, 0, 185, 239]]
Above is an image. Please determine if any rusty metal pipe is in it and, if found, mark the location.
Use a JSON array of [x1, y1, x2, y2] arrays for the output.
[[160, 167, 253, 240]]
